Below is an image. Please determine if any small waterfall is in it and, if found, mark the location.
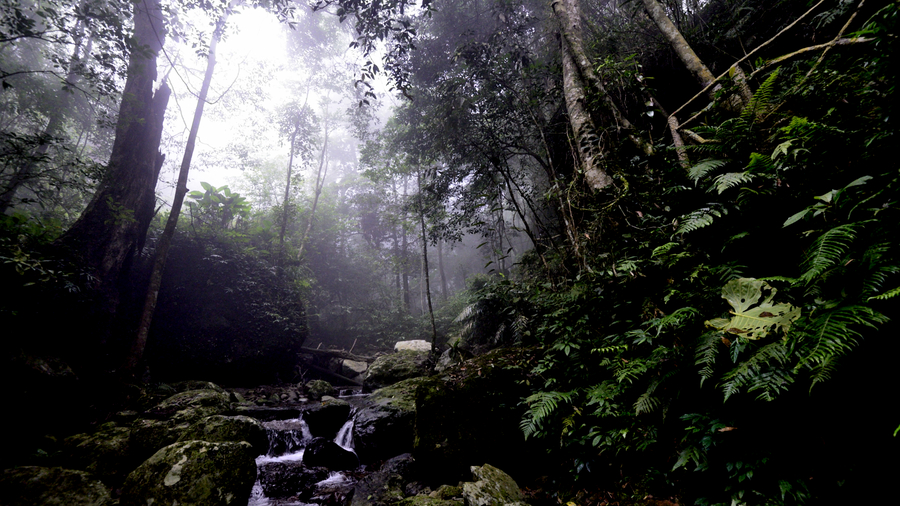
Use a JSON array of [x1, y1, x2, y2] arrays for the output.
[[334, 419, 354, 451], [263, 418, 312, 458]]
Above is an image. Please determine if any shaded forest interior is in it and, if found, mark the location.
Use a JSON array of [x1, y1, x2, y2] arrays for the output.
[[1, 0, 897, 504]]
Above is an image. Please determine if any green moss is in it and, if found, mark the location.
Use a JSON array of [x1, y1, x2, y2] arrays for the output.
[[370, 376, 431, 411], [396, 495, 464, 506]]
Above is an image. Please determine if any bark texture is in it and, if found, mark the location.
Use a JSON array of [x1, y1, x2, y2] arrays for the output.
[[57, 0, 169, 295], [552, 0, 613, 191]]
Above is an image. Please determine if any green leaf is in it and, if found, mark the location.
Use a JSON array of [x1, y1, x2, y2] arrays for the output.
[[783, 208, 808, 227], [705, 278, 800, 339]]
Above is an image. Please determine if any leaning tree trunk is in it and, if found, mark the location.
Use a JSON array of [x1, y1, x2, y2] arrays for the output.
[[57, 0, 169, 305], [126, 5, 231, 373], [418, 171, 438, 355], [640, 0, 750, 107]]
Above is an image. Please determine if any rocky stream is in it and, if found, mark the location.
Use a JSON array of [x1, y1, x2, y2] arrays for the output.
[[1, 343, 547, 506]]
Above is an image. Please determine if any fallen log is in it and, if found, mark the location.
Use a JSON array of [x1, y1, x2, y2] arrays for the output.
[[298, 347, 377, 364], [301, 362, 363, 387]]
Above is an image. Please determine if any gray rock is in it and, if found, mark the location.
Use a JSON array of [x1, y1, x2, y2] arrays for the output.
[[394, 340, 432, 352], [342, 359, 369, 378], [0, 466, 112, 506], [145, 388, 233, 425], [461, 464, 524, 506], [120, 440, 256, 506], [364, 350, 429, 390], [258, 461, 329, 499], [177, 415, 269, 455], [303, 437, 359, 470]]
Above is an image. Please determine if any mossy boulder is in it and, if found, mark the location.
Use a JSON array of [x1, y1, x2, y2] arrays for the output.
[[461, 464, 524, 506], [177, 415, 268, 455], [145, 389, 232, 424], [305, 380, 335, 400], [120, 440, 256, 506], [413, 347, 541, 482], [0, 466, 112, 506], [129, 418, 191, 463], [303, 397, 351, 439], [396, 496, 464, 506], [364, 350, 430, 391], [64, 422, 134, 485], [353, 377, 429, 463]]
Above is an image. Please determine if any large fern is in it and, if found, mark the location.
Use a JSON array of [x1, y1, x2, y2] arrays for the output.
[[799, 223, 864, 284], [677, 206, 726, 235], [520, 390, 577, 439]]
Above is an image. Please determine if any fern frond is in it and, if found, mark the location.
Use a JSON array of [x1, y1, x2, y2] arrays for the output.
[[796, 305, 888, 388], [520, 390, 576, 439], [741, 69, 779, 123], [711, 172, 755, 194], [689, 159, 729, 184], [634, 391, 661, 415], [720, 341, 789, 401], [677, 207, 725, 235], [695, 332, 722, 387], [869, 286, 900, 301], [800, 223, 860, 284]]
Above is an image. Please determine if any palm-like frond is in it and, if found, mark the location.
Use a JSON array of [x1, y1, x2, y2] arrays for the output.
[[689, 159, 729, 183], [677, 207, 725, 235], [720, 341, 789, 401], [711, 172, 754, 194]]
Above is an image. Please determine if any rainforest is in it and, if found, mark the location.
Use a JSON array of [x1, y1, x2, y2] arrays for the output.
[[0, 0, 896, 505]]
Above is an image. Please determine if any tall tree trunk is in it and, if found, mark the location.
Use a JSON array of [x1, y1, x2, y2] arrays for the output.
[[57, 0, 169, 304], [297, 108, 330, 260], [278, 125, 299, 265], [552, 0, 653, 158], [437, 238, 448, 301], [401, 175, 411, 313], [553, 0, 613, 191], [126, 5, 230, 373], [418, 172, 438, 354]]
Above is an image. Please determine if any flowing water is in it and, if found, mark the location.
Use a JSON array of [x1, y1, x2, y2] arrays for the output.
[[248, 413, 358, 506]]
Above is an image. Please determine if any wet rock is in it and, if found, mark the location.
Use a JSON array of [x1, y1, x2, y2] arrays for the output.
[[364, 350, 429, 391], [461, 464, 524, 506], [0, 466, 112, 506], [120, 440, 256, 506], [306, 379, 336, 400], [258, 461, 329, 499], [64, 422, 134, 485], [304, 397, 352, 439], [430, 484, 464, 500], [177, 415, 269, 455], [348, 454, 416, 506], [353, 377, 427, 463], [303, 437, 359, 470]]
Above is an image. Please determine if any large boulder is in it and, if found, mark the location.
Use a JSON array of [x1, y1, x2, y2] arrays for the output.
[[413, 347, 543, 483], [120, 440, 256, 506], [353, 377, 428, 463], [303, 437, 359, 470], [64, 422, 134, 485], [349, 454, 417, 506], [0, 466, 112, 506], [342, 359, 368, 379], [365, 350, 430, 391], [303, 397, 351, 439], [258, 461, 329, 499], [130, 388, 233, 460], [177, 415, 269, 455], [145, 388, 233, 424], [461, 464, 524, 506]]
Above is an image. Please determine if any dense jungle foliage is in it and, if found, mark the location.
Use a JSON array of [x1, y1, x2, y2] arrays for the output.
[[1, 0, 897, 504]]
